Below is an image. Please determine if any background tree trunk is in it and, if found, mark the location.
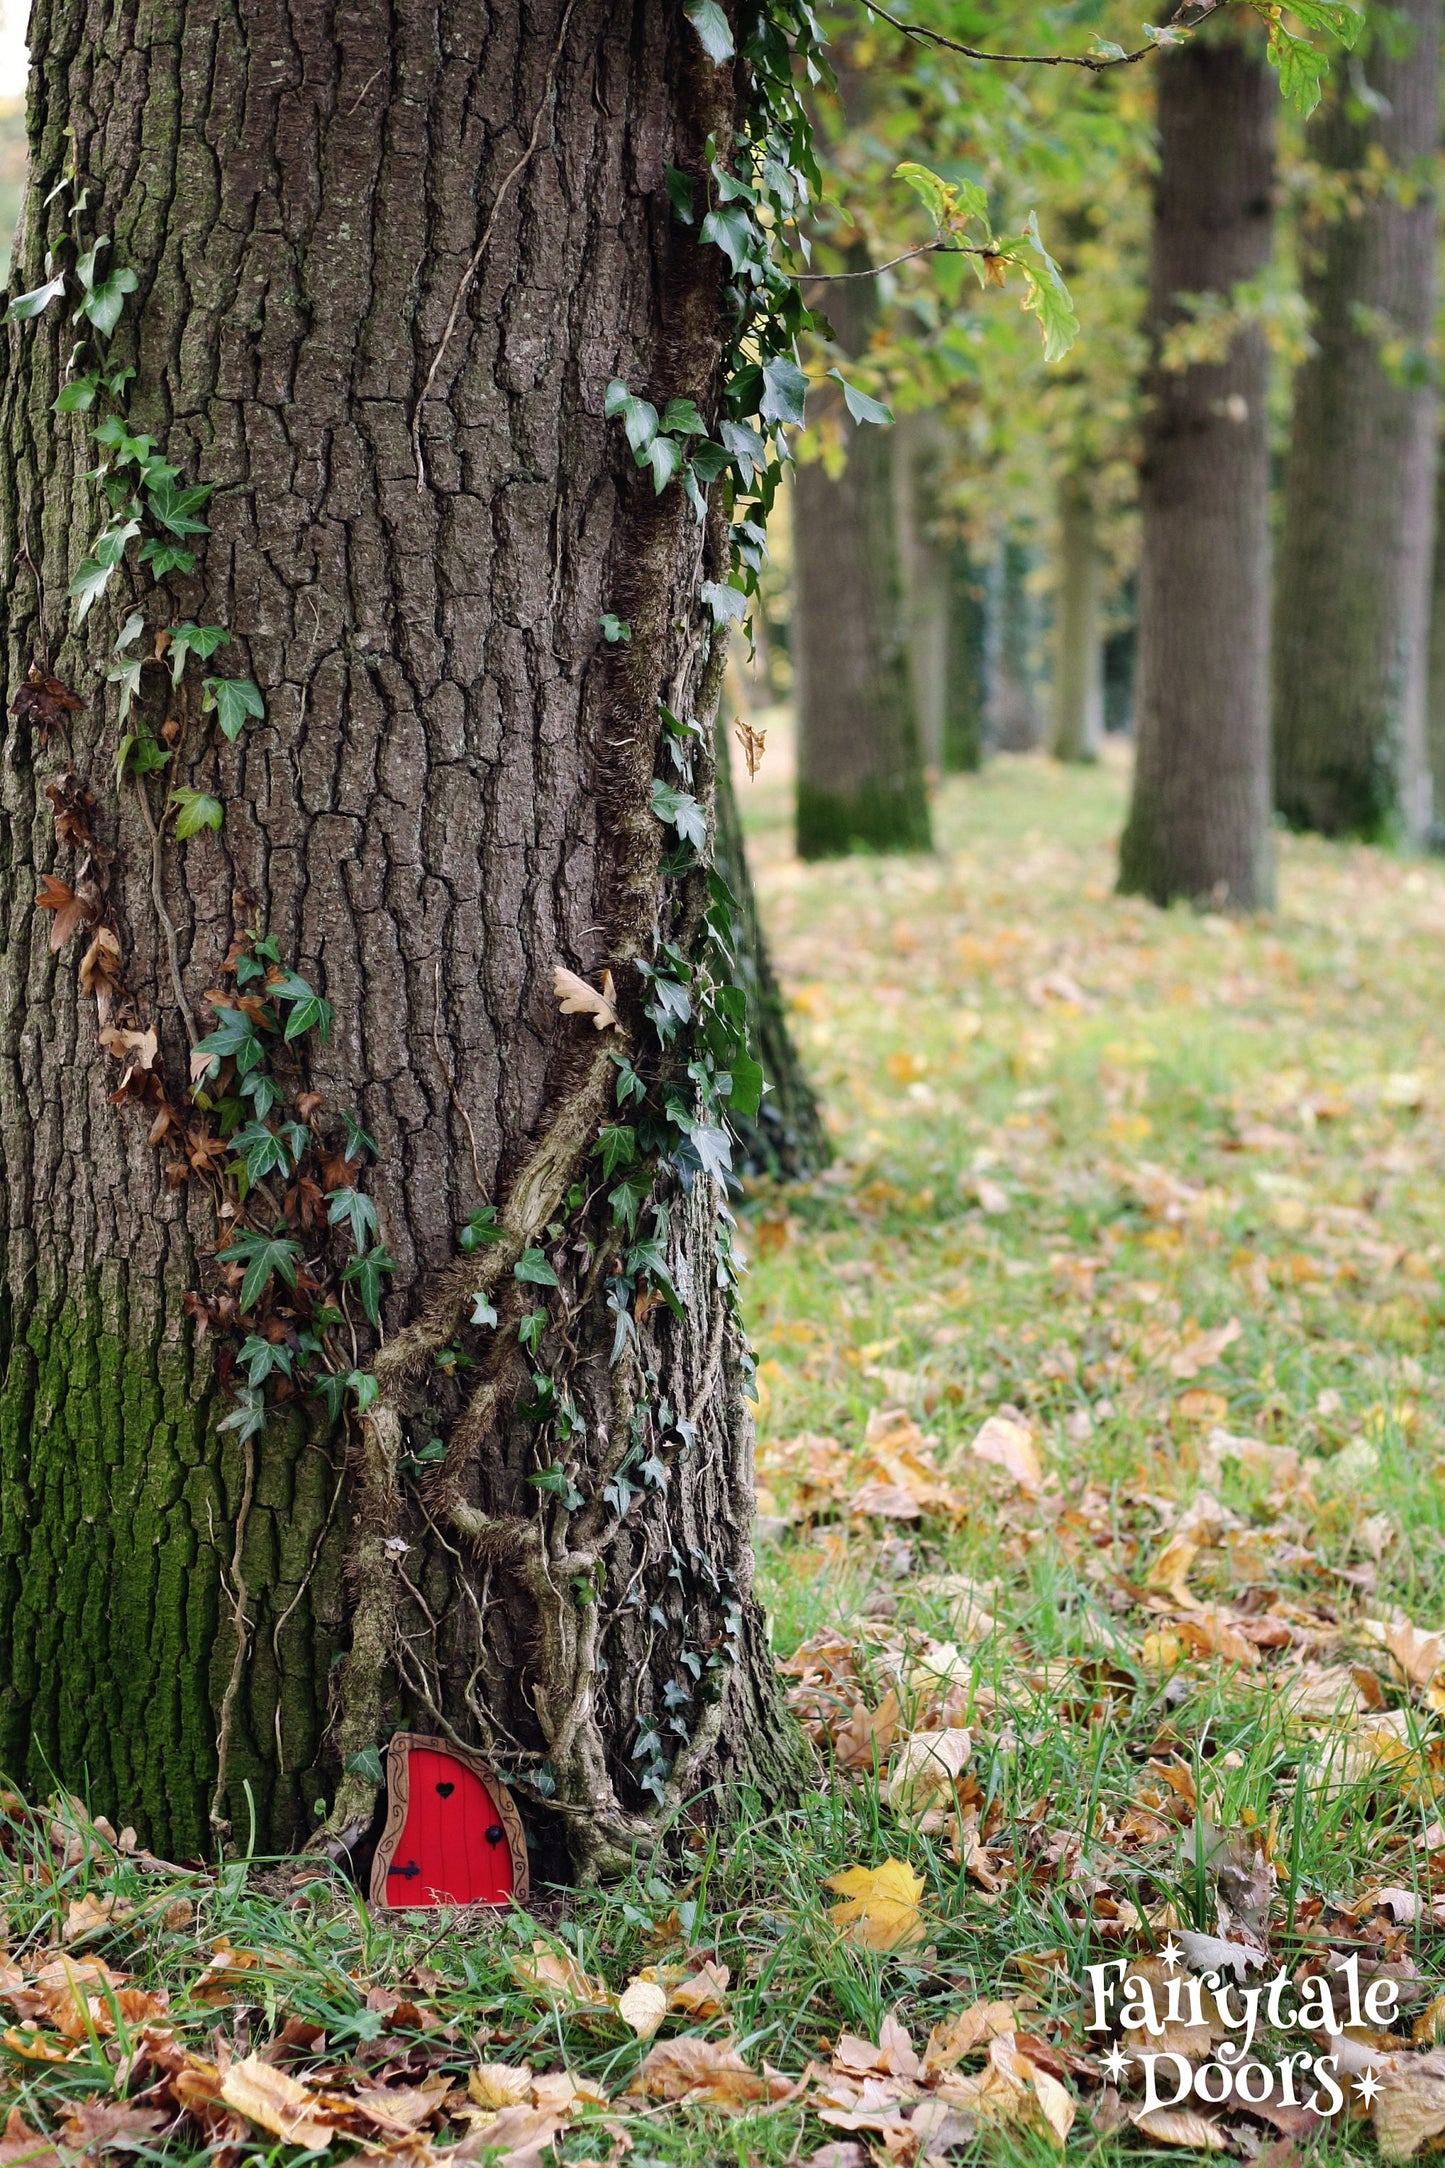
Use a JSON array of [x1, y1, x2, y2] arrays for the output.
[[984, 536, 1045, 752], [0, 0, 804, 1874], [892, 411, 949, 773], [713, 722, 830, 1179], [1272, 0, 1441, 842], [1051, 480, 1104, 762], [944, 545, 986, 772], [1117, 34, 1276, 911], [793, 270, 932, 858], [1427, 449, 1445, 836]]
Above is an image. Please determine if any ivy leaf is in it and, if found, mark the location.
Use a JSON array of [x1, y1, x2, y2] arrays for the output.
[[665, 165, 696, 224], [684, 0, 734, 63], [203, 675, 266, 742], [139, 539, 197, 578], [167, 622, 230, 683], [80, 265, 138, 338], [236, 1333, 294, 1388], [190, 1006, 260, 1081], [460, 1204, 506, 1251], [646, 433, 681, 494], [700, 204, 753, 274], [661, 397, 705, 437], [229, 1119, 299, 1182], [529, 1464, 585, 1509], [106, 656, 143, 721], [599, 614, 631, 644], [760, 354, 807, 429], [514, 1248, 560, 1288], [218, 1388, 267, 1442], [700, 579, 747, 625], [169, 787, 224, 840], [6, 274, 66, 323], [344, 1745, 385, 1787], [147, 473, 215, 537], [604, 379, 659, 457], [116, 729, 170, 782], [829, 368, 894, 427], [73, 234, 109, 290], [650, 778, 707, 851], [71, 519, 141, 622], [328, 1186, 379, 1252], [470, 1293, 499, 1328], [54, 373, 99, 414], [217, 1229, 304, 1311], [341, 1110, 377, 1161], [725, 1049, 764, 1119], [342, 1244, 395, 1327], [594, 1123, 638, 1178]]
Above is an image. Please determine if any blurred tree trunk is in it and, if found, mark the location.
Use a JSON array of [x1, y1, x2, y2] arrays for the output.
[[893, 412, 949, 772], [1428, 451, 1445, 837], [985, 537, 1044, 751], [712, 722, 829, 1178], [1117, 34, 1276, 910], [1051, 480, 1103, 762], [945, 546, 986, 772], [794, 267, 931, 858], [1273, 0, 1441, 842]]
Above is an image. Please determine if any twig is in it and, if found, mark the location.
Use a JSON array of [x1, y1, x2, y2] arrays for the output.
[[798, 239, 973, 279], [856, 0, 1225, 67], [134, 777, 198, 1045], [209, 1428, 257, 1839], [430, 959, 486, 1197], [411, 0, 578, 491]]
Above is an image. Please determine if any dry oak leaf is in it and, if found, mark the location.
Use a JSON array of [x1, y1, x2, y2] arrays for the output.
[[625, 2034, 794, 2108], [79, 926, 123, 1021], [969, 1410, 1042, 1496], [825, 1858, 928, 1952], [219, 2052, 341, 2150], [617, 1976, 668, 2041], [665, 1959, 730, 2019], [1365, 1613, 1445, 1694], [35, 873, 98, 952], [886, 1729, 972, 1817], [922, 2003, 1019, 2071], [62, 1890, 133, 1941], [553, 965, 619, 1031]]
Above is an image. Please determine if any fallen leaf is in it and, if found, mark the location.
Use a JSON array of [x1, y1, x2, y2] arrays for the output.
[[0, 2108, 67, 2168], [1374, 2051, 1445, 2160], [886, 1728, 972, 1816], [220, 2052, 339, 2150], [970, 1409, 1042, 1495], [733, 716, 767, 779], [510, 1942, 614, 2011], [1132, 2104, 1230, 2150], [825, 1858, 928, 1951], [625, 2035, 793, 2107], [666, 1959, 730, 2018], [617, 1976, 668, 2041], [469, 2066, 534, 2109], [923, 2002, 1019, 2070], [553, 965, 619, 1031]]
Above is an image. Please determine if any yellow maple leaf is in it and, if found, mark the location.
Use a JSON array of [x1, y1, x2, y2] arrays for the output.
[[825, 1859, 928, 1951]]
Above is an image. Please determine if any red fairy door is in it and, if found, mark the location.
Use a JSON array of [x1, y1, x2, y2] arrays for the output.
[[370, 1735, 528, 1909]]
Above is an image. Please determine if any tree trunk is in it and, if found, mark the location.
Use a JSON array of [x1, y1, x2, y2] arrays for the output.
[[1427, 448, 1445, 839], [0, 0, 805, 1876], [1272, 0, 1441, 842], [793, 270, 931, 858], [1117, 34, 1276, 911], [1050, 480, 1103, 762], [892, 411, 949, 774], [944, 545, 986, 772], [712, 724, 829, 1179], [984, 536, 1045, 752]]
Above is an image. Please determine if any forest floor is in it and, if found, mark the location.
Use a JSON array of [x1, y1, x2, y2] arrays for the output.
[[7, 739, 1445, 2165]]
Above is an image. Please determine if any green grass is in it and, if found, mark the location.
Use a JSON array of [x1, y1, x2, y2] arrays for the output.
[[7, 741, 1445, 2160]]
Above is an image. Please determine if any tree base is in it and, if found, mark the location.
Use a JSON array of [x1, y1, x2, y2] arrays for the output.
[[796, 781, 932, 861]]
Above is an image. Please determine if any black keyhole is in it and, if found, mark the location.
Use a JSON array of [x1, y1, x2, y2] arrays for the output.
[[435, 1781, 455, 1798], [485, 1824, 504, 1846]]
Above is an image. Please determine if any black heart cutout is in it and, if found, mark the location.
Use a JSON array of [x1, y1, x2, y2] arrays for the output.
[[435, 1781, 455, 1798]]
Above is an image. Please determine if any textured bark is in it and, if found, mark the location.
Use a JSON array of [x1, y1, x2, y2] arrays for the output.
[[0, 0, 805, 1871], [793, 270, 931, 858], [1117, 35, 1276, 911], [1273, 0, 1441, 842], [713, 723, 829, 1180], [1050, 481, 1103, 763]]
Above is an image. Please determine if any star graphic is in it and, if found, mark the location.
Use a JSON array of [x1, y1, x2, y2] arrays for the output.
[[1354, 2067, 1382, 2108], [1161, 1935, 1182, 1973], [1101, 2043, 1132, 2083]]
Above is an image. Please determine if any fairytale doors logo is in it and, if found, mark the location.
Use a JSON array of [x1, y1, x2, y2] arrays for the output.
[[1085, 1942, 1397, 2114]]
